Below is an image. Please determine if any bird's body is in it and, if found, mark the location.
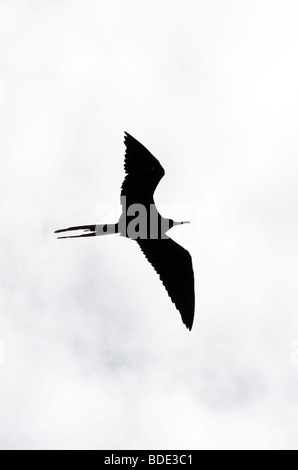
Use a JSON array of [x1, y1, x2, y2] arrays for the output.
[[55, 132, 195, 330]]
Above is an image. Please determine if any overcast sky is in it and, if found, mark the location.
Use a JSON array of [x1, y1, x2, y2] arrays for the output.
[[1, 0, 298, 450]]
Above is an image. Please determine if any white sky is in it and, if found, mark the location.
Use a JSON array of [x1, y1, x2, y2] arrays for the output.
[[1, 0, 298, 450]]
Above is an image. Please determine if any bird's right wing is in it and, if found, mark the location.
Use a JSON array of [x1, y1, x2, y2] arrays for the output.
[[121, 132, 165, 206], [137, 238, 195, 330]]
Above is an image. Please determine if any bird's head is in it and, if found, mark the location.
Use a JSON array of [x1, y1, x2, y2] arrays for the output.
[[169, 219, 190, 229]]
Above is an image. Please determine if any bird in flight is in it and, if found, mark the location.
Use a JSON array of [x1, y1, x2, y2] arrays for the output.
[[55, 133, 195, 330]]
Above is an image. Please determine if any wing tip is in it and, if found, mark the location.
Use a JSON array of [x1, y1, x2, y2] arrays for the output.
[[185, 320, 194, 331], [124, 131, 131, 140], [181, 310, 194, 331], [124, 131, 133, 147]]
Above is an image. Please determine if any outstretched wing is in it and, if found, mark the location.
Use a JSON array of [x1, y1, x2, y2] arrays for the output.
[[137, 238, 195, 330], [121, 132, 165, 207]]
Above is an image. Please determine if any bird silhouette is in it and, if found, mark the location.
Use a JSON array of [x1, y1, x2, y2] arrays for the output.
[[55, 132, 195, 330]]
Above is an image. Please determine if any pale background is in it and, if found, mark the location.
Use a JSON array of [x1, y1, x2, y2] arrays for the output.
[[1, 0, 298, 449]]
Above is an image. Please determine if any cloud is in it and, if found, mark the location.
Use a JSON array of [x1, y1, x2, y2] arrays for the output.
[[1, 0, 298, 450]]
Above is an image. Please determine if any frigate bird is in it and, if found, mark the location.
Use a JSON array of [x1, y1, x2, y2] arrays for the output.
[[55, 132, 195, 330]]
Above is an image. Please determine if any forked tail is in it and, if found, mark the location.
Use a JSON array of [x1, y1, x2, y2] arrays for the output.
[[54, 223, 118, 239]]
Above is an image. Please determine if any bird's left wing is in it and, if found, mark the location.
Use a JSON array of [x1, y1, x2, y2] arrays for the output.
[[137, 238, 195, 330], [121, 132, 165, 206]]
